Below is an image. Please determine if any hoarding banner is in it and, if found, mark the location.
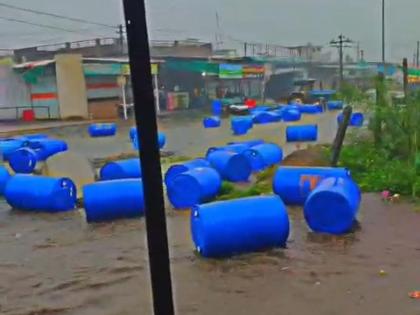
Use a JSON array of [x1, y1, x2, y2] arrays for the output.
[[219, 64, 243, 79], [243, 65, 265, 78]]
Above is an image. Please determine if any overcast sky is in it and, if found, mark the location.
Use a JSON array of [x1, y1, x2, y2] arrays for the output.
[[0, 0, 419, 62]]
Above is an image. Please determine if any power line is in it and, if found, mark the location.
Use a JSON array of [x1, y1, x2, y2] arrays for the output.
[[0, 15, 91, 34], [0, 1, 117, 29]]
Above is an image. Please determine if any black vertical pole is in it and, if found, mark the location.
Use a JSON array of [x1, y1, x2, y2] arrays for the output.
[[382, 0, 386, 74], [121, 1, 175, 315], [403, 57, 408, 99], [339, 35, 344, 89], [416, 41, 419, 68], [244, 42, 247, 57]]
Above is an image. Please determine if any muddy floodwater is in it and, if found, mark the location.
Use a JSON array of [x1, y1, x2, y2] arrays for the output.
[[1, 111, 420, 315]]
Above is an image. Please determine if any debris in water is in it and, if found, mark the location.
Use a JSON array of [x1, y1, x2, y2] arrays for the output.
[[379, 269, 387, 276], [381, 190, 391, 201]]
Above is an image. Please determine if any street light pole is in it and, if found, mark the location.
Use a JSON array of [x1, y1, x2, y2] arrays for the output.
[[382, 0, 386, 71]]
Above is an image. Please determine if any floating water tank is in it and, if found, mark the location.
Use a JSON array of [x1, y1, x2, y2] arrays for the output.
[[4, 175, 77, 212], [212, 99, 223, 116], [83, 179, 145, 222], [253, 112, 282, 124], [207, 150, 252, 182], [191, 196, 290, 257], [203, 116, 221, 128], [132, 131, 166, 150], [0, 139, 26, 160], [282, 109, 301, 122], [100, 158, 142, 181], [243, 143, 283, 172], [300, 104, 323, 114], [231, 116, 253, 136], [327, 101, 344, 110], [304, 177, 361, 235], [206, 143, 250, 157], [337, 112, 365, 127], [88, 123, 117, 137], [167, 167, 221, 209], [164, 158, 210, 187], [26, 139, 68, 160], [286, 125, 318, 142], [272, 166, 351, 205], [0, 166, 10, 195], [9, 148, 38, 174]]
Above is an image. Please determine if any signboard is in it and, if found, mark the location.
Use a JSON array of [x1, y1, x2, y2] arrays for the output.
[[121, 63, 158, 75], [243, 65, 265, 78], [83, 63, 122, 76], [219, 64, 243, 79]]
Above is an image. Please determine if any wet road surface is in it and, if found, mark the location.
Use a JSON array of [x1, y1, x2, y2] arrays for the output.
[[1, 110, 419, 315]]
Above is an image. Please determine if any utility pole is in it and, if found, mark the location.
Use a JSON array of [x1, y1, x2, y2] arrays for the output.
[[416, 41, 419, 68], [361, 49, 365, 62], [330, 34, 353, 89], [117, 24, 124, 55], [244, 42, 247, 57], [403, 57, 408, 98]]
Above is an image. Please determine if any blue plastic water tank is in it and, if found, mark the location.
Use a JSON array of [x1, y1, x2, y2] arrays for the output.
[[88, 123, 117, 137], [227, 139, 265, 147], [243, 143, 283, 172], [83, 179, 145, 222], [100, 158, 142, 181], [164, 158, 211, 187], [207, 150, 252, 182], [300, 104, 323, 114], [129, 126, 137, 141], [0, 166, 10, 195], [212, 99, 223, 116], [0, 139, 25, 160], [282, 109, 301, 122], [26, 139, 68, 160], [272, 166, 351, 205], [191, 195, 290, 258], [167, 167, 222, 209], [9, 148, 38, 174], [206, 143, 250, 157], [231, 116, 253, 136], [337, 112, 365, 127], [253, 112, 282, 124], [286, 125, 318, 142], [304, 177, 361, 235], [4, 175, 77, 212], [203, 116, 221, 128], [132, 131, 166, 150], [18, 134, 49, 141], [327, 101, 344, 110]]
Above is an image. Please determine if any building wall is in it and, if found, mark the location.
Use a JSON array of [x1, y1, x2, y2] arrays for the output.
[[55, 54, 89, 119]]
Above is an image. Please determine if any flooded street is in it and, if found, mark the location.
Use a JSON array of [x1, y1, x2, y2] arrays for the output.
[[1, 111, 420, 315]]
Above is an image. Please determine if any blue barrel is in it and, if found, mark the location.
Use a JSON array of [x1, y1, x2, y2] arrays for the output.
[[132, 132, 166, 150], [0, 166, 10, 195], [206, 143, 249, 157], [282, 109, 301, 122], [83, 179, 145, 222], [253, 112, 282, 124], [243, 143, 283, 171], [129, 126, 137, 141], [284, 105, 300, 112], [327, 101, 344, 110], [164, 158, 210, 187], [0, 139, 25, 160], [337, 112, 365, 127], [168, 167, 221, 209], [304, 177, 361, 235], [191, 195, 290, 258], [203, 116, 221, 128], [4, 175, 77, 212], [207, 150, 252, 182], [88, 123, 117, 137], [100, 158, 142, 181], [351, 113, 364, 127], [212, 99, 223, 116], [272, 166, 351, 205], [231, 116, 253, 136], [26, 139, 68, 160], [227, 139, 265, 147], [286, 125, 318, 142], [9, 148, 38, 174], [300, 104, 323, 114]]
